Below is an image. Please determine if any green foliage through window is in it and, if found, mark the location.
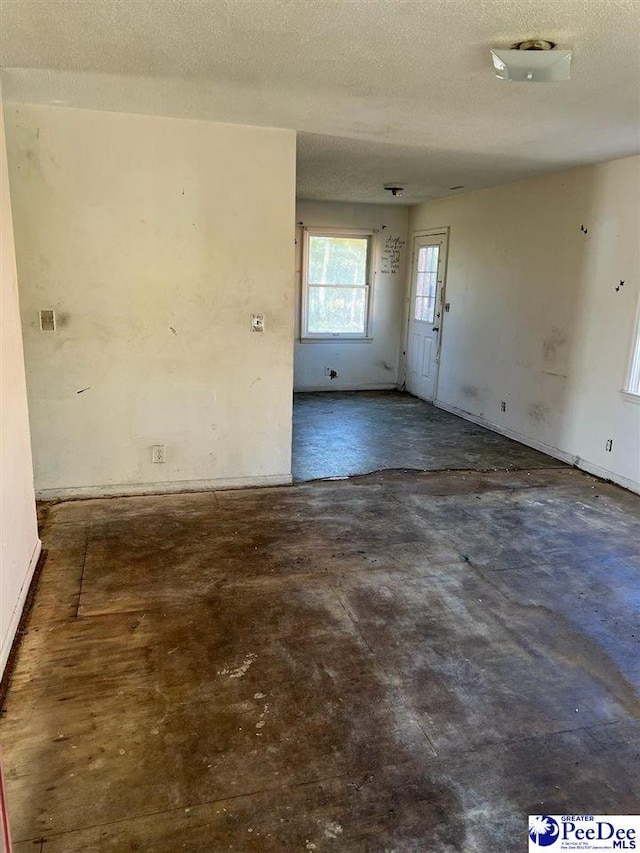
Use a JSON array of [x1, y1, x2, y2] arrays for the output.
[[305, 233, 371, 337]]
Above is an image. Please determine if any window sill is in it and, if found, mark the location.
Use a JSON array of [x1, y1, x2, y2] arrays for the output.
[[620, 390, 640, 404], [299, 337, 374, 344]]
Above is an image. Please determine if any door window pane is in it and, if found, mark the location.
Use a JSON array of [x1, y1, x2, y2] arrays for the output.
[[414, 244, 439, 323], [418, 246, 439, 274], [414, 296, 436, 323]]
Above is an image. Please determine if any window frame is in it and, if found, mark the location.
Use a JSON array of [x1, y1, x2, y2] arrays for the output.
[[412, 243, 441, 325], [300, 227, 375, 342], [622, 295, 640, 403]]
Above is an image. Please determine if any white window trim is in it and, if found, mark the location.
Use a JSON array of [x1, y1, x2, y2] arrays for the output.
[[622, 295, 640, 403], [300, 227, 375, 342], [620, 390, 640, 404]]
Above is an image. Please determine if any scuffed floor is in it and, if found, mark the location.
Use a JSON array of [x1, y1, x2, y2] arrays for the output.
[[1, 467, 639, 851], [292, 391, 559, 481]]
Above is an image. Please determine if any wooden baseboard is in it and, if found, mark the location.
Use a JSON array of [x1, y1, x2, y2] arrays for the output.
[[0, 540, 44, 701], [36, 474, 293, 501]]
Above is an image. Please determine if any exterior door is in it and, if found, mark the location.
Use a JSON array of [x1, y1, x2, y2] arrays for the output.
[[405, 231, 447, 401]]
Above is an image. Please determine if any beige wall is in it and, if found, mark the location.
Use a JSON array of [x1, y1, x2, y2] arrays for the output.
[[0, 85, 40, 675], [294, 200, 408, 391], [5, 104, 296, 497], [409, 156, 640, 492]]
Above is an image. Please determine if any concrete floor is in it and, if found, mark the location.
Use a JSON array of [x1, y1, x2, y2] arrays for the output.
[[2, 402, 640, 851], [293, 391, 560, 481]]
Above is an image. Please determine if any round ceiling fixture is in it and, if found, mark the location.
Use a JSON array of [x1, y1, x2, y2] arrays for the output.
[[511, 39, 557, 51], [384, 185, 404, 197]]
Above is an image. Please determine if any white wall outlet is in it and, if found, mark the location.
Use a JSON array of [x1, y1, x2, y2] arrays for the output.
[[251, 313, 264, 332], [39, 309, 56, 331], [501, 401, 507, 412], [605, 439, 613, 452], [151, 444, 166, 463]]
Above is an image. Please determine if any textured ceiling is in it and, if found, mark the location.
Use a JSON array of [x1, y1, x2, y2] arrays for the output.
[[1, 0, 639, 203]]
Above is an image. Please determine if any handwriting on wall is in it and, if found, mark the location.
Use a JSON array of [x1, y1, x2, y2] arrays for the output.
[[380, 236, 406, 275]]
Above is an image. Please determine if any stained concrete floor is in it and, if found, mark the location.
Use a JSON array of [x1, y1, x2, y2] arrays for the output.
[[292, 391, 560, 481], [2, 407, 640, 852]]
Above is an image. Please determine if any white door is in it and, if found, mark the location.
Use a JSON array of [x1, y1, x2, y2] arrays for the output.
[[406, 232, 447, 401]]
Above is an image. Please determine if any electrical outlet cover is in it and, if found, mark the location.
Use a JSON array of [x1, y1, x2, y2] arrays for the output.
[[151, 444, 166, 463], [40, 309, 56, 331]]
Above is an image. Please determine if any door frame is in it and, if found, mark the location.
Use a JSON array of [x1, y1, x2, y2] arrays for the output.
[[401, 227, 450, 399]]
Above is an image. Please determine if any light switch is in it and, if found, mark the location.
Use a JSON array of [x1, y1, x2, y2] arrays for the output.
[[251, 313, 264, 332]]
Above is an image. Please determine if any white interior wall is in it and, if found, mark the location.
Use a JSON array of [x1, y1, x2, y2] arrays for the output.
[[294, 200, 408, 391], [5, 103, 296, 498], [408, 156, 640, 492], [0, 84, 40, 676]]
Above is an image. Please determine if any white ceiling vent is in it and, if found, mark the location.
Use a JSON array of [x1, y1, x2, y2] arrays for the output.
[[491, 40, 572, 82]]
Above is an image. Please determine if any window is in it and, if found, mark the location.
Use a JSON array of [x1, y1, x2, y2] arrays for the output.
[[301, 228, 373, 340], [624, 303, 640, 399], [414, 245, 440, 323]]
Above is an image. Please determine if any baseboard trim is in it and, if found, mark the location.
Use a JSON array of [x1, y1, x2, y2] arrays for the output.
[[433, 399, 575, 465], [433, 399, 640, 494], [36, 474, 293, 501], [572, 458, 640, 496], [0, 538, 42, 679], [294, 383, 398, 393]]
